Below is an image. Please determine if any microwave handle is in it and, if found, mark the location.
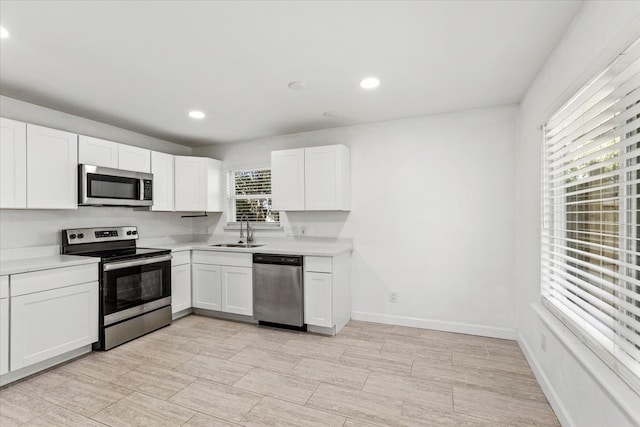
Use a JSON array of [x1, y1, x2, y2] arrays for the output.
[[139, 179, 144, 200]]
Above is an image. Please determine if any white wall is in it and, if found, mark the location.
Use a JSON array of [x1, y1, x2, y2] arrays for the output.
[[194, 105, 519, 338], [0, 96, 192, 155], [0, 208, 192, 249], [516, 2, 640, 426], [0, 96, 194, 249]]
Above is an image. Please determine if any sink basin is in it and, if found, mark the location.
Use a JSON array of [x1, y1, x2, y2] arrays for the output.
[[210, 243, 264, 248]]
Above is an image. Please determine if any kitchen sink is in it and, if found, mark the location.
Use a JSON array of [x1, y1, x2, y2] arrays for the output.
[[210, 243, 264, 248]]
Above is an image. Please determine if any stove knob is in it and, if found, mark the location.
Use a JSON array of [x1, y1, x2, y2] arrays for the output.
[[126, 231, 132, 236], [132, 230, 137, 235], [69, 234, 76, 239], [77, 233, 84, 239]]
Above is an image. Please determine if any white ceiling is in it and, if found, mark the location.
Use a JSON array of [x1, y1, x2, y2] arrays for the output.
[[0, 1, 582, 146]]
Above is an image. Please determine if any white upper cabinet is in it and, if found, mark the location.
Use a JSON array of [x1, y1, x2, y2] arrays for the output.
[[78, 135, 118, 168], [26, 124, 78, 210], [151, 151, 174, 211], [271, 144, 350, 211], [174, 156, 222, 212], [0, 118, 27, 209], [78, 135, 151, 173], [118, 144, 151, 173], [272, 148, 305, 211], [305, 145, 350, 211]]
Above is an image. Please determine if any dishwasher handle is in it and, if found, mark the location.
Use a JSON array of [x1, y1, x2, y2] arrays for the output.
[[253, 253, 303, 266]]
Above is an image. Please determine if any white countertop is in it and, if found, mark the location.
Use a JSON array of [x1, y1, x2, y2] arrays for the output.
[[153, 240, 353, 257], [0, 254, 100, 276], [0, 237, 352, 275]]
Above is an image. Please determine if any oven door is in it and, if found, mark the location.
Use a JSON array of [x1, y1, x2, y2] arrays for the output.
[[102, 255, 172, 326]]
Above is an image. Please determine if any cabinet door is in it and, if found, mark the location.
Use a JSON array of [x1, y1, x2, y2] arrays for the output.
[[0, 297, 8, 375], [0, 117, 27, 209], [0, 275, 7, 375], [304, 272, 333, 327], [78, 135, 118, 168], [221, 266, 252, 316], [205, 158, 223, 212], [118, 144, 151, 173], [305, 145, 348, 210], [192, 263, 221, 310], [151, 151, 175, 211], [10, 281, 98, 370], [26, 124, 78, 209], [171, 263, 191, 314], [175, 156, 206, 211], [271, 148, 305, 211]]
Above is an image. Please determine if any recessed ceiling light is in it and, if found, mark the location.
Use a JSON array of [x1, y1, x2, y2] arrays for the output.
[[360, 77, 380, 89], [188, 110, 205, 119], [288, 81, 307, 91], [323, 111, 338, 118], [0, 27, 10, 39]]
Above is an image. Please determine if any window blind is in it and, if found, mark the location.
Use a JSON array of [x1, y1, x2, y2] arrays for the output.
[[227, 169, 279, 223], [542, 36, 640, 393]]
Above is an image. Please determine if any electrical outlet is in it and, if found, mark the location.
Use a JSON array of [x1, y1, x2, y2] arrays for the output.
[[541, 333, 547, 352], [299, 226, 306, 236], [390, 292, 398, 303]]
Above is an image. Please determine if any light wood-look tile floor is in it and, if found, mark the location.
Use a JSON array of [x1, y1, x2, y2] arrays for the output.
[[0, 315, 560, 426]]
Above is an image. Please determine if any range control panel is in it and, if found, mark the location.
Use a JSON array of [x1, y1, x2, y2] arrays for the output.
[[63, 226, 138, 244], [95, 230, 118, 238]]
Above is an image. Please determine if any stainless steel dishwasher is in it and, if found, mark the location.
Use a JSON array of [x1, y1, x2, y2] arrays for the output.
[[253, 253, 305, 330]]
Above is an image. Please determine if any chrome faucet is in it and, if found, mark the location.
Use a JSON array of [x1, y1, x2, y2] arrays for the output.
[[239, 215, 253, 244]]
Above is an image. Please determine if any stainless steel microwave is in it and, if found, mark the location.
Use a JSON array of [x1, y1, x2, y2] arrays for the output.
[[79, 164, 153, 207]]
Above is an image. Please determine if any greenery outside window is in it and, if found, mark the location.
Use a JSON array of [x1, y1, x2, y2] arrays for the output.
[[226, 169, 279, 224]]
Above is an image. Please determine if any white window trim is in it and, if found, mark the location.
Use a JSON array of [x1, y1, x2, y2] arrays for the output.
[[225, 165, 280, 226]]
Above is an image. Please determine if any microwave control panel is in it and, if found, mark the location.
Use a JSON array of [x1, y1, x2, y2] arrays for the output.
[[143, 179, 153, 200]]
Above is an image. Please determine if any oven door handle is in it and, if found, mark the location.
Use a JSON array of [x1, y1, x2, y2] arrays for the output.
[[103, 254, 173, 271]]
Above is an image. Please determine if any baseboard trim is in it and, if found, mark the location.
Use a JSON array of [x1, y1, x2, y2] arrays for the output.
[[350, 311, 517, 340], [517, 330, 575, 427], [172, 307, 193, 321], [0, 345, 92, 387]]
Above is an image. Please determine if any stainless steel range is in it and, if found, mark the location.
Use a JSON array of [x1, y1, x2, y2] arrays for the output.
[[61, 226, 172, 350]]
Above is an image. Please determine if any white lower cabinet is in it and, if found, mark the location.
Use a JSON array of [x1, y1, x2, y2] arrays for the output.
[[303, 254, 351, 334], [304, 271, 332, 328], [221, 266, 253, 316], [0, 275, 9, 376], [191, 251, 252, 316], [192, 263, 222, 311], [11, 281, 98, 371], [171, 251, 192, 314], [172, 264, 192, 312], [6, 263, 98, 373]]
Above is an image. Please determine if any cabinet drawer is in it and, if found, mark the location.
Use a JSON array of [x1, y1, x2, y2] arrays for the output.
[[305, 256, 332, 273], [11, 263, 99, 297], [0, 275, 8, 299], [192, 251, 252, 267], [171, 250, 191, 267]]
